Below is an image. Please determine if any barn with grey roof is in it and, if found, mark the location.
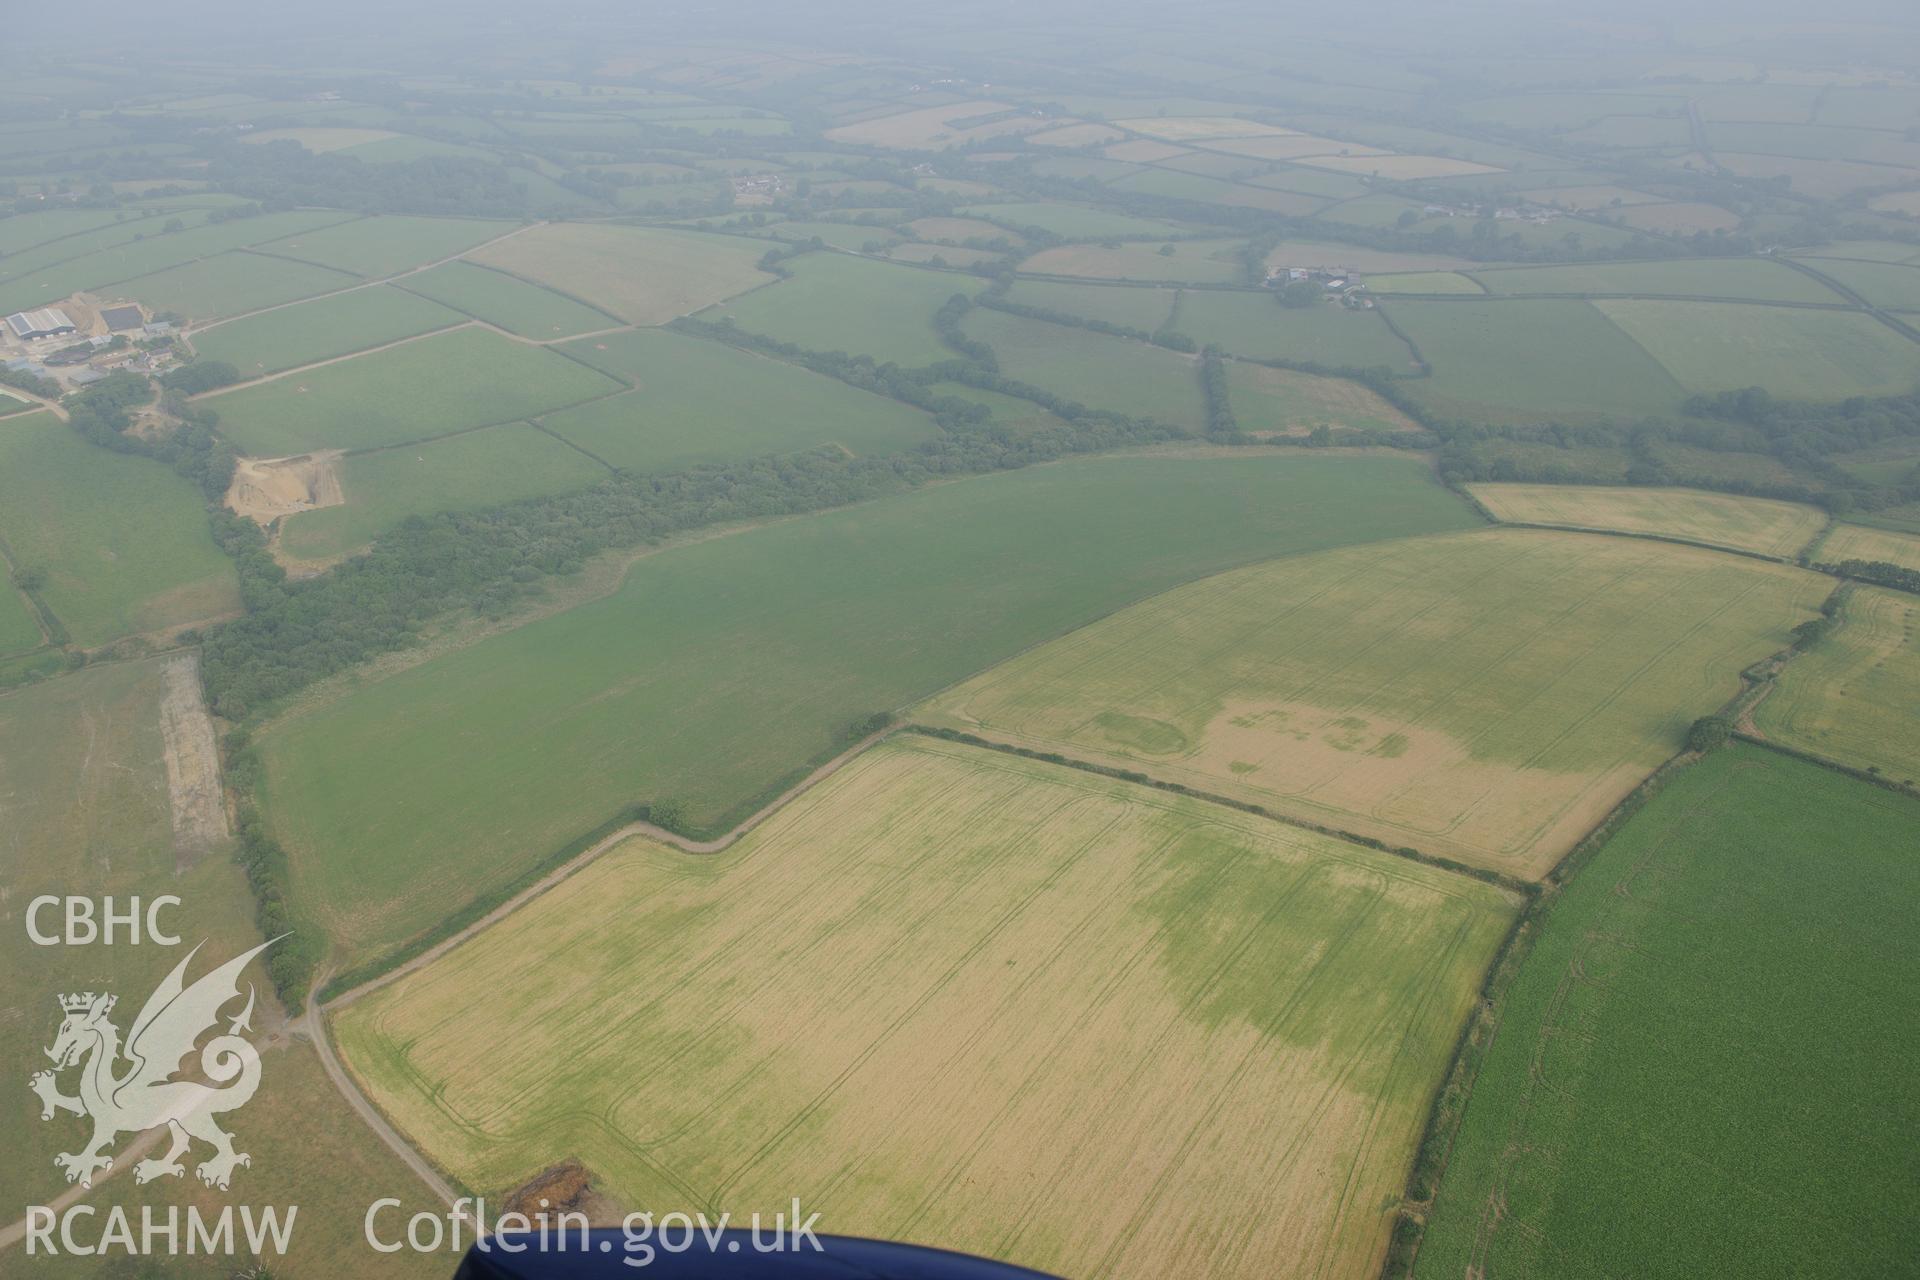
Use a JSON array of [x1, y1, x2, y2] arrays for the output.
[[6, 308, 78, 340]]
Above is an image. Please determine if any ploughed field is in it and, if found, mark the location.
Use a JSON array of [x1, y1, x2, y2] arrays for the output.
[[338, 735, 1519, 1280]]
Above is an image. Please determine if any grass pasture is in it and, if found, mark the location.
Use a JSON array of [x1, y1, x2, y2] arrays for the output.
[[1171, 291, 1414, 368], [1758, 586, 1920, 785], [1391, 299, 1685, 421], [959, 201, 1192, 240], [0, 414, 239, 647], [1468, 258, 1845, 304], [116, 251, 360, 322], [338, 735, 1518, 1280], [190, 285, 465, 375], [1224, 361, 1419, 435], [279, 425, 611, 560], [258, 453, 1479, 966], [257, 214, 512, 277], [0, 579, 41, 655], [1415, 745, 1920, 1279], [549, 328, 938, 470], [206, 326, 623, 455], [396, 260, 622, 337], [466, 223, 773, 324], [704, 253, 970, 367], [1002, 279, 1179, 332], [1019, 239, 1247, 284], [1468, 484, 1826, 558], [1592, 299, 1920, 399], [923, 528, 1826, 879], [962, 308, 1204, 429]]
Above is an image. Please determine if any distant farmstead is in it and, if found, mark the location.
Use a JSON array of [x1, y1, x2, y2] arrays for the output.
[[5, 308, 77, 340]]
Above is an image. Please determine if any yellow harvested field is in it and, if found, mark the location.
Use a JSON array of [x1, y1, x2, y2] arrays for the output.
[[1299, 154, 1505, 179], [1758, 586, 1920, 784], [1468, 484, 1827, 558], [1819, 522, 1920, 572], [338, 735, 1518, 1280], [1869, 191, 1920, 216], [1027, 121, 1128, 147], [465, 223, 773, 324], [1198, 134, 1391, 161], [1117, 116, 1297, 141], [922, 529, 1827, 880], [825, 100, 1054, 149], [239, 127, 400, 152]]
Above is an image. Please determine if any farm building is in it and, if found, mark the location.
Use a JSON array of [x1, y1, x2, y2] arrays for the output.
[[101, 304, 145, 332], [5, 308, 77, 340]]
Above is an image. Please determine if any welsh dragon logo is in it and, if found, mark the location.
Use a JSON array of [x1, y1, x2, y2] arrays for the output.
[[30, 939, 279, 1192]]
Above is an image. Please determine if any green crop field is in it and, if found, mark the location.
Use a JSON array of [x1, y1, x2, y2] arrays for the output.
[[0, 657, 445, 1278], [958, 200, 1193, 239], [205, 326, 623, 455], [923, 528, 1826, 879], [1224, 360, 1418, 434], [1468, 258, 1846, 303], [1416, 745, 1920, 1279], [466, 223, 773, 324], [189, 285, 465, 375], [1392, 299, 1685, 420], [1468, 484, 1827, 557], [1366, 271, 1486, 295], [256, 214, 512, 277], [0, 414, 239, 647], [1798, 257, 1920, 311], [258, 453, 1478, 967], [547, 328, 938, 470], [703, 252, 967, 366], [338, 735, 1519, 1280], [0, 391, 29, 417], [279, 425, 611, 560], [1169, 290, 1415, 367], [115, 251, 360, 322], [1592, 300, 1920, 399], [396, 260, 621, 337], [962, 307, 1205, 429], [0, 580, 41, 655], [1003, 278, 1180, 331], [1758, 585, 1920, 784]]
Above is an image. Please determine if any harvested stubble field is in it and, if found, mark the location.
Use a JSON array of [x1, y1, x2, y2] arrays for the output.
[[1818, 521, 1920, 572], [1224, 360, 1418, 435], [1757, 585, 1920, 784], [465, 223, 773, 324], [1467, 484, 1827, 558], [0, 413, 240, 647], [205, 326, 624, 455], [923, 529, 1828, 879], [338, 735, 1518, 1280], [1416, 746, 1920, 1280], [259, 454, 1479, 968], [1018, 239, 1247, 284], [257, 214, 512, 277]]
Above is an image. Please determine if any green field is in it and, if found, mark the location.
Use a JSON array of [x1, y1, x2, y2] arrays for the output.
[[1469, 258, 1846, 303], [0, 579, 42, 655], [1416, 745, 1920, 1279], [923, 528, 1826, 879], [962, 307, 1205, 429], [0, 391, 29, 416], [1366, 272, 1486, 295], [1019, 239, 1248, 284], [958, 200, 1193, 239], [1003, 278, 1180, 331], [0, 657, 444, 1278], [279, 425, 611, 560], [1592, 300, 1920, 399], [395, 259, 621, 337], [259, 453, 1479, 966], [703, 252, 967, 366], [0, 414, 239, 647], [256, 214, 512, 277], [338, 735, 1518, 1279], [1757, 585, 1920, 784], [206, 327, 624, 455], [1468, 484, 1827, 557], [547, 328, 938, 470], [1393, 299, 1686, 420], [1799, 257, 1920, 312], [115, 250, 360, 322], [1225, 360, 1418, 434], [1169, 290, 1415, 367], [190, 285, 465, 375]]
